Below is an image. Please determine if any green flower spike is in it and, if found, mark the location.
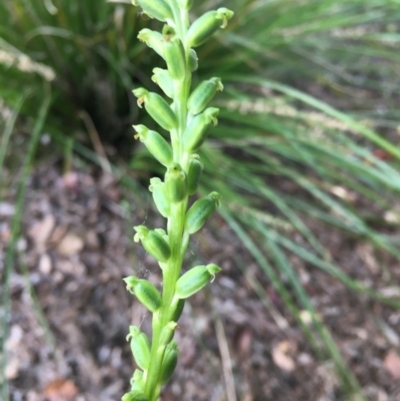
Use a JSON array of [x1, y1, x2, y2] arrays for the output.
[[125, 2, 233, 399]]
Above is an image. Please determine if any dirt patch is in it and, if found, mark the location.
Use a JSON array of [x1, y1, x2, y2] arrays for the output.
[[2, 164, 400, 401]]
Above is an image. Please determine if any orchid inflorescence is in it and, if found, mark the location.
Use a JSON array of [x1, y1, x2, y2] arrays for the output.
[[122, 1, 233, 400]]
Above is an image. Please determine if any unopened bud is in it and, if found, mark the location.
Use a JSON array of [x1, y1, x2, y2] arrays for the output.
[[187, 154, 203, 195], [160, 341, 178, 384], [185, 192, 221, 234], [182, 107, 219, 153], [152, 68, 174, 98], [126, 326, 151, 371], [170, 298, 185, 321], [175, 264, 222, 299], [132, 0, 173, 22], [186, 8, 234, 48], [165, 164, 187, 203], [137, 29, 165, 58], [149, 178, 170, 218], [133, 88, 177, 131], [188, 78, 223, 115], [159, 322, 178, 346], [163, 35, 186, 80], [133, 125, 173, 167], [124, 276, 161, 312], [134, 225, 171, 262], [188, 49, 198, 72]]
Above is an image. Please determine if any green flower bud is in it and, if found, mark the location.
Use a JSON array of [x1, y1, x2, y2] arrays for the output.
[[160, 341, 178, 384], [124, 276, 161, 312], [132, 0, 173, 22], [175, 264, 222, 299], [165, 164, 187, 203], [187, 154, 203, 195], [163, 35, 186, 80], [134, 225, 171, 262], [189, 49, 198, 72], [137, 29, 164, 58], [130, 369, 145, 393], [122, 390, 149, 401], [133, 88, 177, 131], [126, 326, 151, 371], [182, 107, 219, 153], [188, 78, 224, 115], [170, 298, 185, 321], [152, 68, 174, 99], [149, 178, 170, 218], [159, 321, 178, 346], [186, 8, 234, 48], [177, 0, 193, 10], [185, 191, 221, 234], [133, 125, 173, 167]]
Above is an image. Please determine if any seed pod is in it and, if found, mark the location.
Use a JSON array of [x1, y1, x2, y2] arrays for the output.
[[126, 326, 151, 371], [165, 164, 187, 203], [163, 35, 186, 80], [149, 178, 170, 218], [122, 390, 149, 401], [134, 225, 171, 262], [182, 107, 219, 153], [185, 192, 221, 234], [152, 68, 174, 98], [177, 0, 193, 10], [188, 49, 198, 72], [133, 0, 173, 22], [160, 341, 178, 384], [133, 125, 173, 167], [175, 264, 222, 299], [137, 29, 165, 58], [186, 8, 234, 48], [133, 88, 177, 131], [124, 276, 161, 312], [159, 322, 178, 346], [170, 298, 185, 321], [188, 78, 224, 115], [187, 154, 203, 195]]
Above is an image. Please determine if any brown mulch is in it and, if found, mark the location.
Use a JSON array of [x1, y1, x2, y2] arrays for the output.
[[2, 163, 400, 401]]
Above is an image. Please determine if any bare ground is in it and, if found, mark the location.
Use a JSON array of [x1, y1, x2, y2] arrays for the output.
[[2, 163, 400, 401]]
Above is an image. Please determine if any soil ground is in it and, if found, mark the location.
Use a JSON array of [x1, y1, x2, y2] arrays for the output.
[[2, 163, 400, 401]]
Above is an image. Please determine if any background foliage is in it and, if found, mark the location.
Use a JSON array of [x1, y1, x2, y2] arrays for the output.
[[1, 0, 400, 398]]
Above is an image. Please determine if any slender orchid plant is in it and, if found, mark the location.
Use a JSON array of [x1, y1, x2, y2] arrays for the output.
[[122, 1, 233, 400]]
